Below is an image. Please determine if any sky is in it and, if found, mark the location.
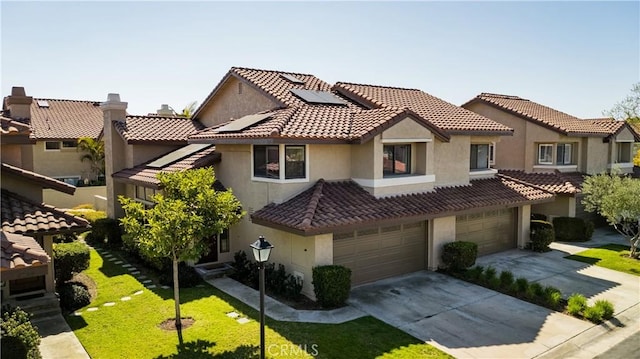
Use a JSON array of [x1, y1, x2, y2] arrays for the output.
[[2, 1, 639, 119]]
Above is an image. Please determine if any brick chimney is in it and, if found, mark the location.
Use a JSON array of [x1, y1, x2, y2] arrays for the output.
[[156, 104, 174, 116], [4, 87, 33, 119], [101, 93, 128, 219]]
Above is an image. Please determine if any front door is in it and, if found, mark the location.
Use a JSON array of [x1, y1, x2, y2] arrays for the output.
[[197, 235, 218, 263]]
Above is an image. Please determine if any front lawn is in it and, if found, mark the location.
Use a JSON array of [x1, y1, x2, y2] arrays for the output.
[[66, 249, 451, 358], [565, 244, 640, 276]]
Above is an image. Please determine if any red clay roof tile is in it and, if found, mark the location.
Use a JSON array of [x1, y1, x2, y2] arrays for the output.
[[114, 115, 204, 144], [28, 98, 103, 140], [1, 231, 50, 270], [498, 170, 584, 195], [251, 177, 553, 235]]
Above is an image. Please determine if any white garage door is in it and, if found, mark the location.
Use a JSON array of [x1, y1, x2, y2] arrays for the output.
[[456, 208, 516, 255], [333, 222, 426, 286]]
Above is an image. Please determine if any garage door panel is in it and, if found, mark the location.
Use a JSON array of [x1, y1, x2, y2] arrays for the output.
[[334, 222, 426, 286], [456, 209, 516, 256]]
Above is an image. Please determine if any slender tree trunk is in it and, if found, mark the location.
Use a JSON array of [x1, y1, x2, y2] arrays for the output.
[[173, 257, 183, 344]]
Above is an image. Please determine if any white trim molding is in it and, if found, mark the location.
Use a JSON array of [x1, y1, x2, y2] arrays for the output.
[[352, 174, 436, 188], [468, 168, 497, 180], [381, 138, 432, 144]]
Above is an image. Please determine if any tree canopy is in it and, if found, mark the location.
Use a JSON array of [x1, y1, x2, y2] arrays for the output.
[[77, 137, 105, 181], [582, 172, 640, 258], [119, 167, 244, 338]]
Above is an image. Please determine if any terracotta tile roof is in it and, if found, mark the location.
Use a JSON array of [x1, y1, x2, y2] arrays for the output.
[[584, 118, 640, 141], [498, 170, 584, 195], [1, 231, 50, 270], [114, 115, 205, 144], [112, 145, 223, 189], [27, 98, 103, 140], [1, 116, 33, 141], [1, 163, 76, 195], [251, 177, 553, 235], [468, 93, 614, 137], [1, 190, 90, 235], [333, 83, 513, 135]]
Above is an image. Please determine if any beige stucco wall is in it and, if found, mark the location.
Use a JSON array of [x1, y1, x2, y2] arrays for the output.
[[583, 137, 609, 174], [196, 77, 279, 128], [516, 205, 531, 249], [532, 195, 574, 219], [434, 136, 470, 186], [1, 144, 23, 167], [1, 172, 44, 202], [32, 141, 93, 181], [428, 216, 456, 270], [43, 186, 106, 209]]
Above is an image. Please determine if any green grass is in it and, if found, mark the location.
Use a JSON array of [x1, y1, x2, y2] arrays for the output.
[[66, 249, 451, 358], [565, 244, 640, 276]]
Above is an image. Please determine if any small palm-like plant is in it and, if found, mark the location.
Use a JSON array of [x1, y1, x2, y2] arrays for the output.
[[77, 137, 105, 181]]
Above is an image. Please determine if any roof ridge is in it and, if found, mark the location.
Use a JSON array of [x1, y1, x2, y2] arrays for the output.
[[33, 98, 101, 103], [300, 179, 325, 228], [479, 93, 528, 101], [335, 81, 422, 92], [231, 66, 317, 78]]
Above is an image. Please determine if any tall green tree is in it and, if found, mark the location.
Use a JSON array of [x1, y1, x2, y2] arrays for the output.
[[582, 172, 640, 258], [77, 137, 105, 181], [119, 168, 244, 340], [605, 82, 640, 166]]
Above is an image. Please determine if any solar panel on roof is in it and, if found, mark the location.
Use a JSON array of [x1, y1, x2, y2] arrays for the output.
[[147, 143, 212, 168], [37, 100, 49, 108], [215, 112, 274, 133], [290, 89, 347, 105], [280, 74, 305, 84]]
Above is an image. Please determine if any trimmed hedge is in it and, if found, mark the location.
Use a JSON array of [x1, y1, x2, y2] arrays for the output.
[[230, 251, 303, 301], [66, 209, 107, 224], [441, 241, 478, 271], [530, 220, 554, 252], [1, 306, 41, 359], [86, 218, 123, 248], [552, 217, 593, 242], [53, 242, 90, 283], [58, 282, 91, 312], [312, 265, 351, 308]]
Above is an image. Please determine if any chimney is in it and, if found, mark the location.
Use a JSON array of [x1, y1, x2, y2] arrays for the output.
[[156, 104, 174, 116], [100, 93, 128, 219], [4, 87, 33, 119]]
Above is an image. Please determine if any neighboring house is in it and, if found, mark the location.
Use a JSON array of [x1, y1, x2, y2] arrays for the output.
[[462, 93, 640, 219], [103, 67, 555, 298], [3, 86, 104, 185], [1, 118, 89, 307]]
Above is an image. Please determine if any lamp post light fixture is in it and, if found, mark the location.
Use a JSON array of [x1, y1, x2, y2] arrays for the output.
[[250, 236, 273, 359]]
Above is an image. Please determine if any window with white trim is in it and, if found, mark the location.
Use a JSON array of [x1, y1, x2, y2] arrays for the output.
[[252, 144, 307, 180], [538, 144, 554, 165], [556, 143, 573, 165], [383, 144, 411, 176]]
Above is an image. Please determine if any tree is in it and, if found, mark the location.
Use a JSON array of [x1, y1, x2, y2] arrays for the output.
[[119, 168, 244, 341], [77, 137, 105, 181], [605, 82, 640, 123], [582, 172, 640, 258], [169, 101, 198, 118]]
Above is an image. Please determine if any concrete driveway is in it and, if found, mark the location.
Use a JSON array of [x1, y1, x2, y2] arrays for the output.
[[348, 228, 639, 358]]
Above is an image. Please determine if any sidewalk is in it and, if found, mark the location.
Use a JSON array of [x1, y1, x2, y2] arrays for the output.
[[36, 314, 90, 359]]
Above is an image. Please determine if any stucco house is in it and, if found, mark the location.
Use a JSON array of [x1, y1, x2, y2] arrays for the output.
[[1, 116, 89, 311], [462, 93, 640, 220], [3, 86, 104, 185], [103, 67, 557, 299]]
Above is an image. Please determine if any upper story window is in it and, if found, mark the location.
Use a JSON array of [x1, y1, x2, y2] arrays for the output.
[[616, 142, 632, 163], [45, 141, 61, 151], [383, 144, 411, 176], [62, 141, 77, 149], [538, 143, 574, 165], [253, 145, 307, 181], [135, 185, 157, 209], [470, 144, 490, 170]]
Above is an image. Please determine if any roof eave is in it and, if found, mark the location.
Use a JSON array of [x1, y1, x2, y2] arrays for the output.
[[445, 129, 514, 137]]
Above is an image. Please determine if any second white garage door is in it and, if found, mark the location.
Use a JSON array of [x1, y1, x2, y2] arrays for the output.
[[333, 222, 426, 286], [456, 208, 516, 255]]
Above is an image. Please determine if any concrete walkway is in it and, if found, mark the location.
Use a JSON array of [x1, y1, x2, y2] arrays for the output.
[[207, 277, 366, 323], [35, 315, 90, 359]]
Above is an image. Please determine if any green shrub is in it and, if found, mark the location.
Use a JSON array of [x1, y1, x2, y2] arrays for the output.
[[553, 217, 592, 242], [526, 282, 545, 302], [53, 242, 90, 283], [464, 266, 484, 282], [159, 262, 202, 288], [58, 282, 91, 312], [514, 277, 529, 295], [482, 266, 497, 286], [594, 300, 614, 320], [584, 220, 595, 240], [86, 218, 122, 248], [583, 305, 604, 323], [72, 204, 94, 210], [499, 271, 515, 289], [229, 251, 303, 300], [543, 286, 562, 308], [1, 305, 41, 359], [52, 232, 78, 244], [567, 294, 587, 316], [441, 241, 478, 271], [530, 220, 555, 252], [66, 209, 107, 224], [531, 213, 548, 221], [312, 265, 351, 308]]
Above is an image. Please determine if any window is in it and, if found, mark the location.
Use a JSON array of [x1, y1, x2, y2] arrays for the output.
[[556, 144, 573, 165], [55, 176, 80, 185], [253, 145, 280, 178], [135, 185, 156, 202], [285, 146, 305, 179], [62, 141, 77, 149], [383, 144, 411, 176], [538, 144, 553, 165], [253, 144, 307, 180], [45, 141, 61, 151], [617, 142, 631, 163], [470, 144, 490, 170], [219, 229, 230, 253]]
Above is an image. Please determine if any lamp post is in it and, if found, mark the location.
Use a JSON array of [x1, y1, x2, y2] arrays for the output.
[[250, 235, 273, 359]]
